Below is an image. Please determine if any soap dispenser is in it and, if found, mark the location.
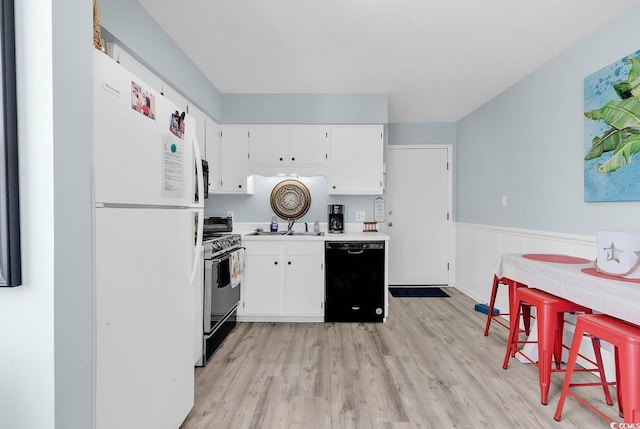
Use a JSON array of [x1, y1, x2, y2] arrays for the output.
[[270, 216, 278, 232]]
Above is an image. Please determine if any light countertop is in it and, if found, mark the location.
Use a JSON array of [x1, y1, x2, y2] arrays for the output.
[[234, 222, 390, 242]]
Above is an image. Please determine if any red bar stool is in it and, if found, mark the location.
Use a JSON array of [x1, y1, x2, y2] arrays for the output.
[[502, 287, 612, 406], [484, 275, 531, 336], [555, 314, 640, 424]]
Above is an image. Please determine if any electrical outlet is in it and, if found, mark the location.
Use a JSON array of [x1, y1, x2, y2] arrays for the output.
[[501, 195, 507, 207], [355, 211, 365, 221]]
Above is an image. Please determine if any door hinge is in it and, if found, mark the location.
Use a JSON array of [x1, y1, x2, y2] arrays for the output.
[[446, 212, 450, 220], [248, 131, 250, 138], [325, 132, 328, 138], [220, 131, 223, 138], [321, 262, 324, 270], [242, 301, 245, 308], [447, 263, 450, 271], [325, 153, 328, 159]]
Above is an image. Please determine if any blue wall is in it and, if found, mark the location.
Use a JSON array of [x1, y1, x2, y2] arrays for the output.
[[456, 4, 640, 236], [206, 176, 379, 227], [388, 122, 456, 145], [222, 94, 388, 124]]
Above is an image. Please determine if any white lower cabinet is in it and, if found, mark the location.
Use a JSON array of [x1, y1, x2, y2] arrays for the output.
[[242, 253, 281, 315], [284, 253, 324, 317], [240, 240, 324, 321]]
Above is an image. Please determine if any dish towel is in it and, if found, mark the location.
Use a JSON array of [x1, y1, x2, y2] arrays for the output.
[[230, 248, 245, 288]]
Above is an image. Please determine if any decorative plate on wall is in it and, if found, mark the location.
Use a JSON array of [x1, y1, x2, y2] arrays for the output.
[[270, 179, 311, 220]]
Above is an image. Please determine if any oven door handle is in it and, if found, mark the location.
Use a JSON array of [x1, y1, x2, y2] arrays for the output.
[[210, 246, 245, 264]]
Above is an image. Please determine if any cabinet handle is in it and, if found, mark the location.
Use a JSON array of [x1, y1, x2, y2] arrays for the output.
[[238, 184, 242, 189], [274, 261, 278, 265], [287, 261, 292, 265], [279, 157, 283, 161], [291, 157, 295, 162], [332, 185, 336, 189]]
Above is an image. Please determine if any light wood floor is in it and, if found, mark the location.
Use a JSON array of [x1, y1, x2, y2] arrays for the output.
[[182, 288, 620, 428]]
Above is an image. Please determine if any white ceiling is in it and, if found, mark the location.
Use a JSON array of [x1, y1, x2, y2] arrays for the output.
[[137, 0, 640, 123]]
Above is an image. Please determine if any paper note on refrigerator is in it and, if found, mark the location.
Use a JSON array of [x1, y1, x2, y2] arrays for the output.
[[162, 132, 184, 198]]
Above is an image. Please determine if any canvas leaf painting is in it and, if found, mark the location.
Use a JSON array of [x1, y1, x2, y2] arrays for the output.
[[584, 50, 640, 202]]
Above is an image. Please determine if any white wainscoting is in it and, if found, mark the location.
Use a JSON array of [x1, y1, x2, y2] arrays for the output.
[[454, 222, 596, 310], [454, 223, 618, 379]]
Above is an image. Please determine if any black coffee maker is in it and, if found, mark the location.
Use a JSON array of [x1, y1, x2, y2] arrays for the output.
[[328, 204, 344, 233]]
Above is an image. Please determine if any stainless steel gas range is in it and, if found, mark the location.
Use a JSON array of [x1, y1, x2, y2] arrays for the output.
[[196, 224, 242, 367]]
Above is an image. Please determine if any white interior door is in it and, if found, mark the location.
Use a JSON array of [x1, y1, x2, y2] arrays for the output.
[[386, 146, 452, 286]]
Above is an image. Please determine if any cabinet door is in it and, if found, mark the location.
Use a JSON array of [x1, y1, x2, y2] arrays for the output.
[[220, 126, 249, 193], [248, 126, 289, 165], [289, 126, 328, 166], [284, 255, 323, 316], [160, 83, 189, 112], [242, 255, 281, 315], [187, 104, 206, 159], [329, 125, 384, 195], [204, 117, 220, 193]]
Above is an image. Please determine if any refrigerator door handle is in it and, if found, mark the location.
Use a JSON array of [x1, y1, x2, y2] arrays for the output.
[[192, 134, 205, 209], [190, 207, 204, 285], [189, 132, 205, 285]]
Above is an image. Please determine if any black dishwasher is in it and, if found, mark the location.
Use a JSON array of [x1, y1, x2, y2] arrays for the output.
[[325, 241, 385, 322]]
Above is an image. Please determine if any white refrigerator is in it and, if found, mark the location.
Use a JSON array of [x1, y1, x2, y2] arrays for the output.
[[93, 50, 204, 429]]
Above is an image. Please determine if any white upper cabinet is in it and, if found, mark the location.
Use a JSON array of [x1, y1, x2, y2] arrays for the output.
[[106, 42, 162, 92], [204, 117, 220, 193], [160, 83, 188, 113], [289, 126, 329, 166], [329, 125, 384, 195], [248, 126, 290, 165], [187, 104, 206, 160], [219, 126, 252, 194], [247, 125, 329, 176]]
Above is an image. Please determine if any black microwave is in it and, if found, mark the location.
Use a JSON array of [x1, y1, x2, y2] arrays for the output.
[[202, 159, 209, 199], [196, 159, 209, 202]]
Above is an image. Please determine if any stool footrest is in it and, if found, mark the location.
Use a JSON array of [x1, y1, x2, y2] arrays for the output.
[[564, 390, 614, 423], [569, 381, 616, 388], [503, 288, 611, 407]]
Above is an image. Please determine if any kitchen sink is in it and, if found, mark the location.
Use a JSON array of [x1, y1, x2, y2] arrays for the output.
[[247, 231, 290, 236], [247, 231, 324, 236], [286, 231, 325, 236]]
